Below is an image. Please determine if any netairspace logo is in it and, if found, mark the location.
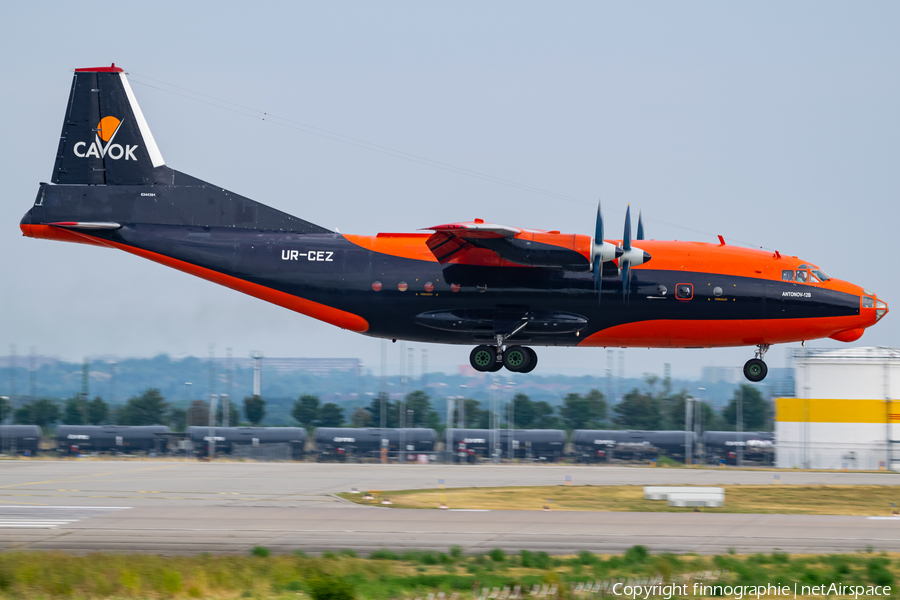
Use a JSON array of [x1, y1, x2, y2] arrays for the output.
[[610, 582, 891, 600], [72, 116, 139, 161]]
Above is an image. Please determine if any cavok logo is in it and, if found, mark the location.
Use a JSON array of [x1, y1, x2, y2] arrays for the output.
[[73, 116, 139, 161]]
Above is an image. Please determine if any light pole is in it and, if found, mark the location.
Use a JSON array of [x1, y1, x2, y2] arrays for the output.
[[685, 397, 694, 466], [0, 396, 8, 453], [697, 387, 706, 462], [208, 394, 218, 460], [184, 382, 193, 429], [737, 386, 744, 467], [507, 380, 514, 463]]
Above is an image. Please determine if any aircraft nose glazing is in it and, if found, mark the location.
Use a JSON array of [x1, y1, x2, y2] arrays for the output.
[[876, 297, 888, 322]]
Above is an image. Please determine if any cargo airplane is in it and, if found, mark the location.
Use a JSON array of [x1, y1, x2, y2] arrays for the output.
[[20, 65, 890, 381]]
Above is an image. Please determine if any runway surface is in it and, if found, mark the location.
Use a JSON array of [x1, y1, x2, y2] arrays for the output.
[[1, 460, 898, 554]]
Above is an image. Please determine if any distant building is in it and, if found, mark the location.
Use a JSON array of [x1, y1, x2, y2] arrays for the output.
[[775, 347, 900, 470], [255, 358, 362, 377], [700, 366, 742, 384]]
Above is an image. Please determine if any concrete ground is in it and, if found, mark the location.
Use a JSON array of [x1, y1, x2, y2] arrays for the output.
[[1, 460, 898, 554]]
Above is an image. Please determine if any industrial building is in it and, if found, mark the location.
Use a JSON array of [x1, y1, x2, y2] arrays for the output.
[[776, 347, 900, 470]]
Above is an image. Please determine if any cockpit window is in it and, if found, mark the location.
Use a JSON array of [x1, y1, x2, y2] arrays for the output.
[[782, 270, 794, 281], [797, 264, 808, 269], [863, 296, 875, 308], [809, 272, 822, 283], [796, 270, 808, 283], [812, 269, 830, 281]]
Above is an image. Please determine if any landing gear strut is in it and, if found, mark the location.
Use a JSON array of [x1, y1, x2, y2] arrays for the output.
[[469, 337, 538, 373], [743, 344, 770, 382]]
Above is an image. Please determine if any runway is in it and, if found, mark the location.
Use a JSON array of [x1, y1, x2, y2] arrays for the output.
[[1, 460, 898, 554]]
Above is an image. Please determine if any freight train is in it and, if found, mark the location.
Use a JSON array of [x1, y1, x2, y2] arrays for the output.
[[187, 426, 307, 459], [702, 431, 775, 464], [0, 426, 42, 455], [445, 428, 566, 462], [56, 425, 170, 454], [21, 423, 775, 463], [314, 427, 436, 461], [571, 429, 699, 462]]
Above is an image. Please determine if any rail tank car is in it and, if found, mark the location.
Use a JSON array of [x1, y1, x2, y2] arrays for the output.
[[702, 431, 774, 464], [0, 425, 41, 455], [313, 428, 436, 461], [56, 425, 170, 454], [571, 430, 697, 462], [446, 429, 566, 462], [187, 426, 307, 459]]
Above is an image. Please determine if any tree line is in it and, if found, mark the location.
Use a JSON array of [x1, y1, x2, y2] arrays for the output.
[[5, 390, 270, 429], [5, 378, 771, 432]]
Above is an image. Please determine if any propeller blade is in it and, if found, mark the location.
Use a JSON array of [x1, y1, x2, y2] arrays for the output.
[[594, 199, 604, 246], [622, 261, 631, 305], [623, 205, 632, 251], [636, 210, 644, 241], [593, 260, 602, 303]]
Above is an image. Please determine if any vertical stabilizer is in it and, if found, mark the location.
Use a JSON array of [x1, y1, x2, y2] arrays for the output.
[[52, 64, 167, 185]]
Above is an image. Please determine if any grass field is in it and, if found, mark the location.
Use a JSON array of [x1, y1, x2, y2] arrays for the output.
[[339, 485, 900, 516], [0, 547, 896, 599]]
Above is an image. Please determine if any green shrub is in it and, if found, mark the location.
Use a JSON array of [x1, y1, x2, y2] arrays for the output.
[[625, 545, 648, 564], [369, 549, 399, 560], [450, 545, 463, 560], [162, 570, 182, 594], [250, 546, 270, 558], [520, 550, 552, 570], [322, 551, 338, 560], [577, 550, 597, 565], [489, 548, 506, 562], [868, 559, 894, 586], [307, 574, 356, 600], [339, 549, 358, 558]]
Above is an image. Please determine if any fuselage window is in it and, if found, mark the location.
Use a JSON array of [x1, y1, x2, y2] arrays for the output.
[[676, 284, 693, 299], [809, 272, 822, 284], [782, 270, 794, 281], [796, 270, 808, 283], [812, 269, 831, 282]]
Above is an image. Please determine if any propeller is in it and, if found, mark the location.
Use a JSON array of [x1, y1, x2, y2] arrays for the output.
[[592, 200, 623, 302], [619, 205, 652, 304]]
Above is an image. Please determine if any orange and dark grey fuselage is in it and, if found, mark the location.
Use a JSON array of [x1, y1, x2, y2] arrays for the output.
[[18, 65, 890, 381]]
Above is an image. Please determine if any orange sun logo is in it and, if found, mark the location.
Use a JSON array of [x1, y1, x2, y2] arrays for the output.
[[97, 116, 121, 142]]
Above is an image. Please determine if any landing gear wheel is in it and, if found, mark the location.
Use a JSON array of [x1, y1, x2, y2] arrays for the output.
[[743, 358, 768, 382], [503, 345, 532, 372], [470, 345, 497, 372], [520, 347, 538, 373], [487, 360, 504, 372]]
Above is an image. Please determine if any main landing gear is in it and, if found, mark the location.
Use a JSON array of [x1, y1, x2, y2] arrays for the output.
[[743, 344, 770, 382], [469, 337, 538, 373]]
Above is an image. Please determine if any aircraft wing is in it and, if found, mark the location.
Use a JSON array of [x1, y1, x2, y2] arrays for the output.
[[423, 219, 591, 270]]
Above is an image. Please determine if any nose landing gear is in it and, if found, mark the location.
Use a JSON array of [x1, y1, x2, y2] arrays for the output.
[[469, 341, 538, 373], [743, 344, 770, 382]]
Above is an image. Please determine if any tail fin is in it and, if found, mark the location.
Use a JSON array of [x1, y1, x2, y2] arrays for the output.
[[52, 64, 167, 185], [25, 64, 329, 234]]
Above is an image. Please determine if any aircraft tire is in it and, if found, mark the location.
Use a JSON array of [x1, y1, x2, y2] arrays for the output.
[[470, 345, 497, 372], [743, 358, 767, 382], [519, 347, 538, 373], [503, 345, 532, 372]]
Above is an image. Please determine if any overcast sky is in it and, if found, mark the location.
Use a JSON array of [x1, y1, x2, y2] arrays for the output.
[[0, 1, 897, 379]]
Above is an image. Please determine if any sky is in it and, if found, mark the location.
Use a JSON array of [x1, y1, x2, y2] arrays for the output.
[[0, 1, 897, 379]]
